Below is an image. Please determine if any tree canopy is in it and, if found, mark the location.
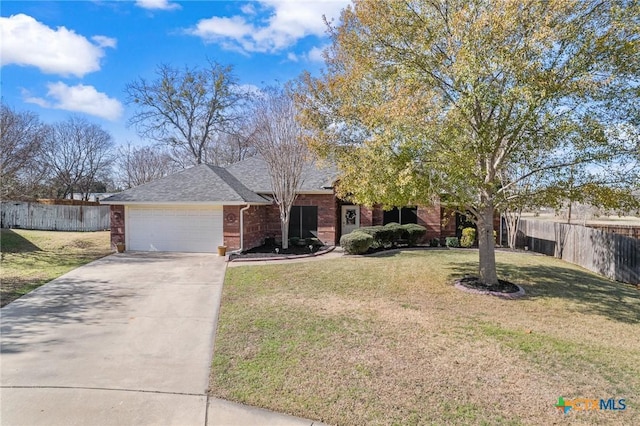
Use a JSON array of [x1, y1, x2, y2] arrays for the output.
[[0, 103, 47, 199], [299, 0, 640, 285], [41, 116, 114, 200], [125, 61, 249, 166]]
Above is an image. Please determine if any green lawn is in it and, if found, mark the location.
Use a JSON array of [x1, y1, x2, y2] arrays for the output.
[[210, 249, 640, 425], [0, 229, 112, 307]]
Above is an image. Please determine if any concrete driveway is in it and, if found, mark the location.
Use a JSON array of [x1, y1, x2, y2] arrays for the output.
[[1, 252, 225, 425]]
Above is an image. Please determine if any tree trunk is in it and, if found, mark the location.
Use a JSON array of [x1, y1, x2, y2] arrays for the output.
[[477, 202, 499, 286], [505, 207, 521, 249], [281, 211, 290, 250]]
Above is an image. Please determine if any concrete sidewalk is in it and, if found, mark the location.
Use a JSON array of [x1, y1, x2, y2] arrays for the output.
[[207, 398, 324, 425], [0, 252, 325, 425]]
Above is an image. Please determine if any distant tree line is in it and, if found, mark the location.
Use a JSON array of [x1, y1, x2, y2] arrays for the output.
[[1, 105, 116, 201], [1, 60, 306, 201]]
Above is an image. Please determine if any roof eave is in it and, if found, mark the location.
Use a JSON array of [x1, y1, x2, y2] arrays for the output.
[[254, 189, 335, 196], [101, 200, 270, 206]]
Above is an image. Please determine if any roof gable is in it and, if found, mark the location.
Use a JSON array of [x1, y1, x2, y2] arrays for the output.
[[102, 164, 268, 204], [224, 155, 338, 193]]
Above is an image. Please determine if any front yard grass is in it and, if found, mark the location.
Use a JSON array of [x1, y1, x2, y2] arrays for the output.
[[209, 249, 640, 425], [1, 229, 111, 307]]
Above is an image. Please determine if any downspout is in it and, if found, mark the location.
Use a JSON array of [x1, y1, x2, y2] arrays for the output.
[[230, 204, 251, 254]]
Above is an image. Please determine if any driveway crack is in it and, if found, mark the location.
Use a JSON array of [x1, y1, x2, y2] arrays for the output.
[[0, 385, 205, 397]]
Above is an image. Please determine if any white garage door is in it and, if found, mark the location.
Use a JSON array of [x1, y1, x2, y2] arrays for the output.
[[127, 206, 223, 253]]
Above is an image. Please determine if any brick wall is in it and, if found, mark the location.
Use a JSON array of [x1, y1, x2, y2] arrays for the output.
[[417, 202, 441, 242], [293, 194, 337, 245], [224, 205, 274, 251], [360, 206, 373, 227], [372, 206, 384, 226], [110, 205, 125, 250], [222, 194, 338, 251], [441, 208, 458, 240], [223, 206, 241, 250], [243, 205, 269, 249]]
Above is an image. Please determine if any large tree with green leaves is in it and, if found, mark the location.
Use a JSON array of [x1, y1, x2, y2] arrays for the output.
[[299, 0, 640, 285]]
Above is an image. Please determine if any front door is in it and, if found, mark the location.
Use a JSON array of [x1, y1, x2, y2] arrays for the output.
[[341, 205, 360, 235]]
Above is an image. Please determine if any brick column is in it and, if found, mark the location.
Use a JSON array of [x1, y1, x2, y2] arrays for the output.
[[110, 205, 125, 250]]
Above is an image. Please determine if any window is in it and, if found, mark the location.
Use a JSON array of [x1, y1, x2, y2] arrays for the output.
[[383, 206, 418, 225], [289, 206, 318, 238], [455, 212, 475, 237]]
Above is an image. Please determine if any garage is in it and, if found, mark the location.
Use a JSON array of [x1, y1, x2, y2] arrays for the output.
[[127, 206, 223, 253]]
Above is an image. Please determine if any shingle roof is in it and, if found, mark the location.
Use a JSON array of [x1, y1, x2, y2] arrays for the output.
[[102, 156, 338, 204], [102, 164, 269, 204], [224, 156, 338, 193]]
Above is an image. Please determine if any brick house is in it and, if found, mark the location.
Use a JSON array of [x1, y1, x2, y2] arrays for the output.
[[102, 156, 470, 253]]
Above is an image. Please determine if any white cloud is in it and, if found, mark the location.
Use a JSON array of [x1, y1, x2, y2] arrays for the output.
[[283, 45, 327, 64], [0, 14, 115, 77], [307, 45, 326, 63], [240, 3, 257, 15], [236, 84, 262, 96], [187, 0, 348, 53], [135, 0, 181, 11], [92, 35, 117, 48], [25, 82, 123, 121]]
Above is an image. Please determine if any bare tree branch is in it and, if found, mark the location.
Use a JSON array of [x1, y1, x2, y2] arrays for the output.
[[250, 85, 308, 250]]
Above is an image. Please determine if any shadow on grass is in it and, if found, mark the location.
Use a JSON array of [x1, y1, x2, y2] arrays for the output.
[[0, 229, 41, 253], [361, 247, 448, 258], [448, 260, 640, 324]]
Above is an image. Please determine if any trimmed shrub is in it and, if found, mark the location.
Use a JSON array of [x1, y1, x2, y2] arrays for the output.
[[340, 231, 373, 254], [445, 236, 460, 248], [356, 226, 384, 248], [384, 222, 405, 245], [429, 238, 440, 247], [375, 226, 396, 246], [460, 227, 476, 248], [402, 223, 427, 246]]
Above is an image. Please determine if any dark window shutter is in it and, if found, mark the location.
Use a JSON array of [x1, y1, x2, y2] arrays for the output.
[[289, 206, 302, 238], [383, 207, 400, 224], [301, 206, 318, 238], [401, 206, 418, 224]]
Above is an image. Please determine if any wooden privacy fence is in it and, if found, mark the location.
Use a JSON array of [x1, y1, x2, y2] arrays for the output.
[[517, 219, 639, 285], [585, 224, 640, 239], [1, 202, 110, 232]]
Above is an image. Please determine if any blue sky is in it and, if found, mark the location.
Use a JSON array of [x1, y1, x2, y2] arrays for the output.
[[1, 0, 349, 145]]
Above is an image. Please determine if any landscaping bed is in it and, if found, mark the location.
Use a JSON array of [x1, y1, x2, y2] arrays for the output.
[[455, 276, 526, 299], [228, 242, 332, 261]]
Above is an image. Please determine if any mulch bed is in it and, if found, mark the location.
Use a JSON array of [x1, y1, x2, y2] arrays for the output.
[[229, 244, 331, 261], [454, 276, 526, 299]]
